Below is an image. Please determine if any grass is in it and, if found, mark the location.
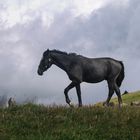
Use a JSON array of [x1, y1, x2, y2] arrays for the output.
[[111, 90, 140, 104], [0, 91, 140, 140], [0, 103, 140, 140], [95, 90, 140, 106]]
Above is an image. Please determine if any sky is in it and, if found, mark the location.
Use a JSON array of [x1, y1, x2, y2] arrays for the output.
[[0, 0, 140, 106]]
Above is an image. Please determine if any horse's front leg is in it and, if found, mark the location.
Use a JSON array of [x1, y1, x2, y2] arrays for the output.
[[64, 81, 76, 106], [76, 84, 82, 107]]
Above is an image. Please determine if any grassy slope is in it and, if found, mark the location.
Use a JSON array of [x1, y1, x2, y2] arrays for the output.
[[0, 105, 139, 140], [0, 91, 140, 140], [96, 90, 140, 106], [111, 90, 140, 104]]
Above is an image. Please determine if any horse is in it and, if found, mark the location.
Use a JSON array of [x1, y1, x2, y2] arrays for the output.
[[37, 49, 125, 107]]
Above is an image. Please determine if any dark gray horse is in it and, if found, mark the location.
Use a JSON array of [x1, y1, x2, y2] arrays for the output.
[[38, 49, 124, 107]]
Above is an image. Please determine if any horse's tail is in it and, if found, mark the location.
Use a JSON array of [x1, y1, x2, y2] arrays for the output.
[[116, 61, 125, 87]]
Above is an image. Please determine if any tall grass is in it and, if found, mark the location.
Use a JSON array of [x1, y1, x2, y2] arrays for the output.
[[0, 104, 139, 140]]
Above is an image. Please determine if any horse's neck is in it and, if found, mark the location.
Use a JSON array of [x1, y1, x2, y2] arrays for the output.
[[51, 53, 70, 72]]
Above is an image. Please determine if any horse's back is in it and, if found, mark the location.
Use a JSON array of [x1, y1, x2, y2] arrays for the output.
[[81, 57, 122, 83]]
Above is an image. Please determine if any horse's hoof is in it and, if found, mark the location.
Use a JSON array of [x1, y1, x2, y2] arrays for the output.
[[103, 102, 109, 107], [69, 102, 74, 107], [118, 103, 122, 109], [103, 102, 107, 106], [78, 104, 82, 107]]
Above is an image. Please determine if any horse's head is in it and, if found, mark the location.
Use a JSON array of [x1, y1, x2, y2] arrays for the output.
[[37, 49, 53, 75]]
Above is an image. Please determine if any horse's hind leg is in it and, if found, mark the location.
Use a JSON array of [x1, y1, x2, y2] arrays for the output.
[[104, 80, 114, 106], [114, 83, 122, 108], [64, 81, 77, 106]]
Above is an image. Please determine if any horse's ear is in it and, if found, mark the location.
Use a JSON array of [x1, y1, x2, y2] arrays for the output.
[[43, 49, 50, 56], [46, 49, 50, 55]]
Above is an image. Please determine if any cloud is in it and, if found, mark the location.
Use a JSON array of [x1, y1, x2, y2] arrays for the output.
[[0, 0, 140, 105]]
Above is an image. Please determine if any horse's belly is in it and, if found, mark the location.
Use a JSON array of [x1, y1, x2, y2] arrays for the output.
[[83, 75, 105, 83], [82, 68, 107, 83]]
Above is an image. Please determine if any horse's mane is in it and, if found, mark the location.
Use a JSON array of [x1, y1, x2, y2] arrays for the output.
[[51, 49, 78, 56]]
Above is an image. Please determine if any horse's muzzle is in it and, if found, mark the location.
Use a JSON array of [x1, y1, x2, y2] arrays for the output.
[[37, 69, 43, 76]]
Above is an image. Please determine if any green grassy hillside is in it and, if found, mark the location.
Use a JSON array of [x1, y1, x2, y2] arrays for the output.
[[111, 90, 140, 104], [95, 90, 140, 106], [0, 103, 140, 140]]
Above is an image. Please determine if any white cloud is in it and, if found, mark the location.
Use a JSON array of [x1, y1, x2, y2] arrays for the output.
[[0, 0, 108, 28], [0, 0, 140, 105]]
